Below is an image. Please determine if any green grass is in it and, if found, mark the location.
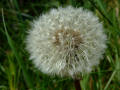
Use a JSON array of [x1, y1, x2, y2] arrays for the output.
[[0, 0, 120, 90]]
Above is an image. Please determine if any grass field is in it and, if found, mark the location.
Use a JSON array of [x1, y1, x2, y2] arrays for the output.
[[0, 0, 120, 90]]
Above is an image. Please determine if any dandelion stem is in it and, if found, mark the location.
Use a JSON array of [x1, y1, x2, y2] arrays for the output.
[[74, 79, 81, 90]]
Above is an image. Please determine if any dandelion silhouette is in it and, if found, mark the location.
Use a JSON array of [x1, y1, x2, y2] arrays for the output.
[[26, 6, 107, 89]]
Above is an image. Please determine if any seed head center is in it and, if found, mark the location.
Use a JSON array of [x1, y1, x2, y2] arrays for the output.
[[53, 29, 82, 48]]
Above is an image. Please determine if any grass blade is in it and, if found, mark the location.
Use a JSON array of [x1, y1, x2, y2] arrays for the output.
[[1, 8, 35, 89], [95, 0, 107, 17], [104, 71, 116, 90]]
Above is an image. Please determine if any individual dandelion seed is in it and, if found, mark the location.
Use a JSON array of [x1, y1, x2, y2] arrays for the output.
[[26, 6, 107, 79]]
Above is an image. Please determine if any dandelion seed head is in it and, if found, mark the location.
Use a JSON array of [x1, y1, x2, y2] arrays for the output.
[[26, 6, 107, 78]]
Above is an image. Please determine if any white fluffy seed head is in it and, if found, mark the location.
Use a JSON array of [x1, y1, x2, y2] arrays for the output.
[[26, 6, 107, 79]]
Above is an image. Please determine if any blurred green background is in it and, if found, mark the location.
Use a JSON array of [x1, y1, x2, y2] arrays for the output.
[[0, 0, 120, 90]]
